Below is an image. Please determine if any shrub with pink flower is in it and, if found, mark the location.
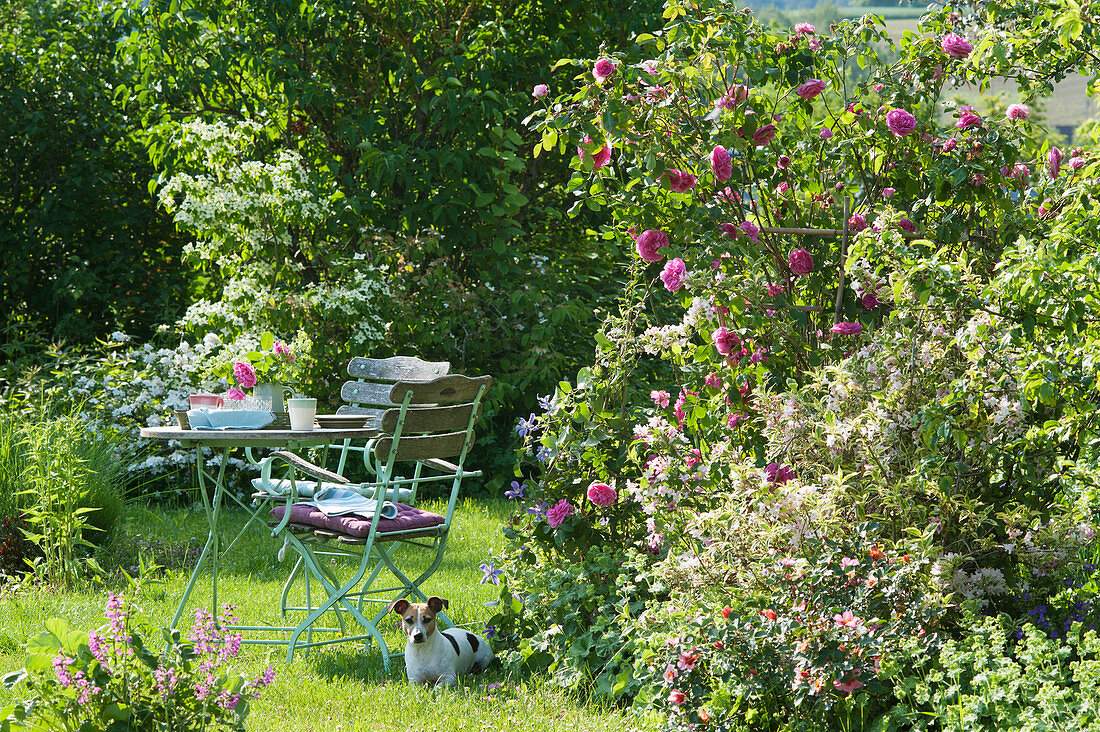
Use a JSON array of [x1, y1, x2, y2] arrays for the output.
[[593, 58, 616, 81], [752, 123, 778, 146], [546, 499, 576, 528], [1048, 146, 1063, 178], [795, 79, 826, 100], [941, 32, 973, 58], [213, 331, 302, 399], [740, 221, 761, 242], [1006, 103, 1030, 120], [885, 109, 916, 136], [532, 83, 549, 98], [635, 229, 668, 262], [788, 248, 814, 275], [712, 326, 741, 355], [232, 361, 257, 389], [956, 111, 981, 129], [710, 145, 732, 182], [660, 258, 688, 293], [578, 136, 611, 169], [587, 482, 618, 507], [831, 321, 863, 336], [664, 169, 697, 192]]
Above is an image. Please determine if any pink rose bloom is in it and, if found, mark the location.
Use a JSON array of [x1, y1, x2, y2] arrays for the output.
[[545, 499, 576, 529], [233, 361, 257, 389], [1006, 103, 1030, 121], [775, 181, 790, 194], [861, 292, 879, 309], [831, 321, 862, 336], [1048, 146, 1063, 178], [664, 169, 697, 193], [820, 127, 833, 139], [956, 112, 981, 129], [899, 218, 916, 232], [834, 610, 860, 629], [711, 327, 741, 356], [752, 123, 778, 146], [941, 138, 958, 152], [718, 222, 739, 239], [885, 109, 916, 136], [766, 282, 784, 298], [710, 145, 732, 182], [794, 22, 815, 35], [883, 187, 896, 198], [532, 84, 549, 98], [667, 690, 686, 705], [777, 154, 790, 170], [796, 79, 826, 100], [660, 258, 688, 292], [594, 58, 616, 81], [971, 173, 986, 186], [788, 248, 814, 275], [941, 32, 973, 58], [704, 372, 722, 389], [635, 229, 668, 262], [848, 213, 867, 232], [728, 413, 747, 428], [1069, 156, 1086, 171], [578, 135, 611, 169], [226, 386, 247, 401], [740, 221, 761, 242], [586, 482, 617, 507], [273, 340, 293, 359], [651, 389, 671, 408]]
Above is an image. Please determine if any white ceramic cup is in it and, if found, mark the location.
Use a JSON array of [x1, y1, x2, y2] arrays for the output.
[[287, 398, 317, 431]]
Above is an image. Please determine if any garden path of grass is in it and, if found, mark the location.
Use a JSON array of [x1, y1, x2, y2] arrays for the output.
[[0, 499, 650, 731]]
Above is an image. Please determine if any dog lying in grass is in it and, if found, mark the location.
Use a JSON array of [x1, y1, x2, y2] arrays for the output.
[[389, 596, 493, 686]]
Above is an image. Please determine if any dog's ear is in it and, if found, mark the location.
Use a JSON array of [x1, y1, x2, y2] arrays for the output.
[[389, 598, 411, 615], [426, 596, 448, 613]]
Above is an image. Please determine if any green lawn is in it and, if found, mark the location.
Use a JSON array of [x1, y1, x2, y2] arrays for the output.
[[0, 499, 650, 731]]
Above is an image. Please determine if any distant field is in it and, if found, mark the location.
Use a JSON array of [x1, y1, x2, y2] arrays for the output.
[[836, 7, 1097, 137]]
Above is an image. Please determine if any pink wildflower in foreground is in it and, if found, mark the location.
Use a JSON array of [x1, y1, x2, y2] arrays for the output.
[[796, 79, 826, 100], [710, 145, 732, 182], [651, 389, 671, 408], [635, 229, 667, 262], [831, 321, 863, 336], [660, 258, 687, 292], [532, 84, 549, 98], [546, 499, 576, 528], [794, 22, 815, 35], [788, 248, 814, 275], [1006, 103, 1030, 121], [586, 482, 617, 507], [232, 361, 257, 389], [885, 109, 916, 136], [941, 32, 973, 58]]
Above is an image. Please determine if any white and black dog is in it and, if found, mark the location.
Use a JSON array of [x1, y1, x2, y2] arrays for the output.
[[389, 596, 493, 686]]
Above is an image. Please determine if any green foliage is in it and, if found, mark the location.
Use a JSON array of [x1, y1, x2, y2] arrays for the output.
[[881, 611, 1100, 731], [0, 0, 187, 353]]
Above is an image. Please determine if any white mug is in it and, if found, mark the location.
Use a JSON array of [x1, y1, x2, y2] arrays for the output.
[[287, 398, 317, 431]]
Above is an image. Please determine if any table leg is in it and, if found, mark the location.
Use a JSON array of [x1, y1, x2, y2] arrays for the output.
[[168, 445, 230, 631]]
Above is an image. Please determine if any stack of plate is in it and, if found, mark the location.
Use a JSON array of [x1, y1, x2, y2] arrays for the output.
[[315, 414, 372, 429]]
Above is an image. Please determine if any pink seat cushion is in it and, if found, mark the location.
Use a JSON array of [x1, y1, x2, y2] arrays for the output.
[[270, 502, 445, 539]]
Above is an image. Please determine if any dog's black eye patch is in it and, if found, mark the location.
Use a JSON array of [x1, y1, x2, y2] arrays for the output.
[[465, 632, 480, 653]]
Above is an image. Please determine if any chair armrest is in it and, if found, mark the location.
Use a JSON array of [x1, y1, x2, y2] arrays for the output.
[[422, 458, 459, 473], [269, 450, 350, 484]]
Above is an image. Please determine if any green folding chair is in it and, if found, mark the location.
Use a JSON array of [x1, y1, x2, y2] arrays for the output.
[[254, 373, 491, 665]]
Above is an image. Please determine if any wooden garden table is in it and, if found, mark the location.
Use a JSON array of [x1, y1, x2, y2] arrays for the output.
[[139, 425, 379, 640]]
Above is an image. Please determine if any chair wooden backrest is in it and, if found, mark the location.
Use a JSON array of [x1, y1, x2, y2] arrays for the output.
[[337, 356, 451, 420], [374, 375, 492, 469]]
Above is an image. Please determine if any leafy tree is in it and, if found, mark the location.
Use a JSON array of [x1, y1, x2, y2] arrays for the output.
[[0, 1, 186, 360]]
